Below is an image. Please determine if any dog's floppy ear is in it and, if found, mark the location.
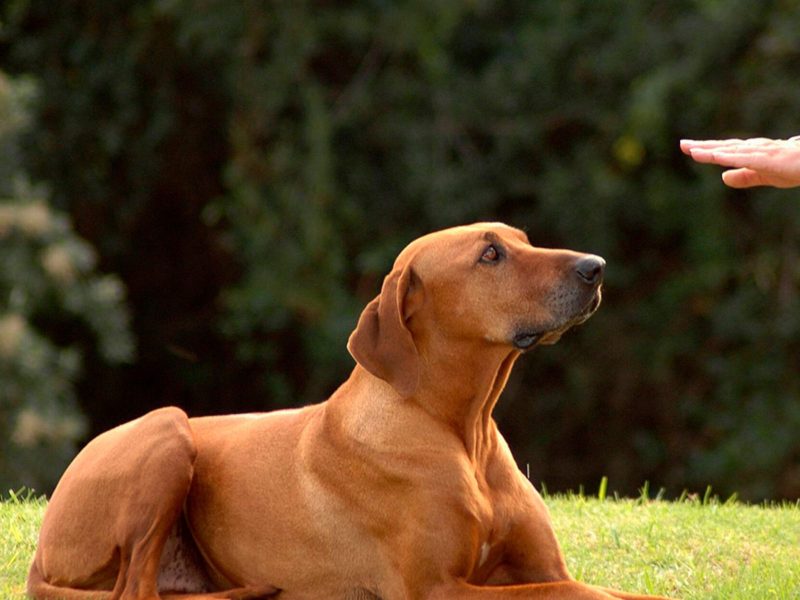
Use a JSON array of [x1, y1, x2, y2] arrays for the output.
[[347, 261, 421, 398]]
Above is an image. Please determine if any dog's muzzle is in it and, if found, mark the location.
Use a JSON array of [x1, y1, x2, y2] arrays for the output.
[[513, 255, 605, 351]]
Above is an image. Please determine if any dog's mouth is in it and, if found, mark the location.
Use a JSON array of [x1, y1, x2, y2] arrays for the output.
[[512, 287, 602, 352], [512, 332, 542, 350]]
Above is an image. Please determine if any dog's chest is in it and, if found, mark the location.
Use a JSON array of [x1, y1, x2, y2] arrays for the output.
[[478, 541, 492, 567]]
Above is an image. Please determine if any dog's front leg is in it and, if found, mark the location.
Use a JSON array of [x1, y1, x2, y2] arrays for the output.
[[427, 580, 621, 599], [590, 586, 676, 600]]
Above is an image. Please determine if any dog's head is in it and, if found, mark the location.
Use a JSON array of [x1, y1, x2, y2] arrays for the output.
[[348, 223, 604, 397]]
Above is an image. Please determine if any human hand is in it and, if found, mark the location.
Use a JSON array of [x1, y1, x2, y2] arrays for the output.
[[680, 136, 800, 189]]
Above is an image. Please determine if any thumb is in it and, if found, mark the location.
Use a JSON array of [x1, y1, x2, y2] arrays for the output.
[[721, 168, 768, 188]]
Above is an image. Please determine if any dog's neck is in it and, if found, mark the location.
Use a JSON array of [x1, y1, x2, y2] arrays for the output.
[[412, 336, 521, 465], [336, 337, 520, 465]]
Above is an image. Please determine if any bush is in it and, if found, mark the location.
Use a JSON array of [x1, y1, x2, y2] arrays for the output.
[[0, 71, 134, 492], [2, 1, 799, 499]]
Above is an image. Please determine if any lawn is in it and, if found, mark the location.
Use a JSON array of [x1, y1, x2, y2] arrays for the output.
[[2, 489, 798, 599], [1, 491, 43, 599], [548, 492, 800, 599]]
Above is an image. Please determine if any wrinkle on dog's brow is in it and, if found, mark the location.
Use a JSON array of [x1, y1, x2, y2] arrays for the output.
[[511, 228, 531, 244], [481, 228, 529, 249], [479, 223, 529, 245]]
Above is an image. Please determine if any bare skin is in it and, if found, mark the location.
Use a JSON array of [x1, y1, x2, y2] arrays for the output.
[[680, 136, 800, 188]]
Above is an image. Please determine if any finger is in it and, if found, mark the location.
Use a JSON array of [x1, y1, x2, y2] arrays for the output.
[[680, 139, 699, 155], [681, 138, 745, 153], [688, 148, 742, 165], [681, 139, 752, 156], [720, 168, 767, 188], [681, 137, 777, 154], [688, 148, 774, 169]]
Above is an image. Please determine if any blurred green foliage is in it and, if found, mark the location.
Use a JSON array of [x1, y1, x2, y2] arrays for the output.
[[0, 71, 133, 492], [1, 0, 799, 499]]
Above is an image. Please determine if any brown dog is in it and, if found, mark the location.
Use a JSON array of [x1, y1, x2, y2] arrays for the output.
[[28, 223, 675, 600]]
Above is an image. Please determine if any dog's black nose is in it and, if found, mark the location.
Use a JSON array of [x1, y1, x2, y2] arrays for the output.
[[575, 255, 605, 285]]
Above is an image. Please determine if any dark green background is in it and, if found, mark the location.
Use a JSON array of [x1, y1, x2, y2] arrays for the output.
[[2, 0, 799, 500]]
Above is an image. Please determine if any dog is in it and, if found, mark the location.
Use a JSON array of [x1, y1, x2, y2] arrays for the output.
[[28, 222, 674, 599]]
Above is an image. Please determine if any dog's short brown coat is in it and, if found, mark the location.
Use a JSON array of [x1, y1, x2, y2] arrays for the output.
[[28, 223, 674, 600]]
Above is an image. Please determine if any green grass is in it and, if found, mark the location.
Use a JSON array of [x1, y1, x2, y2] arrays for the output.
[[2, 489, 799, 599], [0, 491, 44, 599], [548, 491, 800, 599]]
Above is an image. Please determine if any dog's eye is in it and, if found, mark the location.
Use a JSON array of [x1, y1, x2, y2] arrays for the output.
[[480, 244, 502, 264]]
